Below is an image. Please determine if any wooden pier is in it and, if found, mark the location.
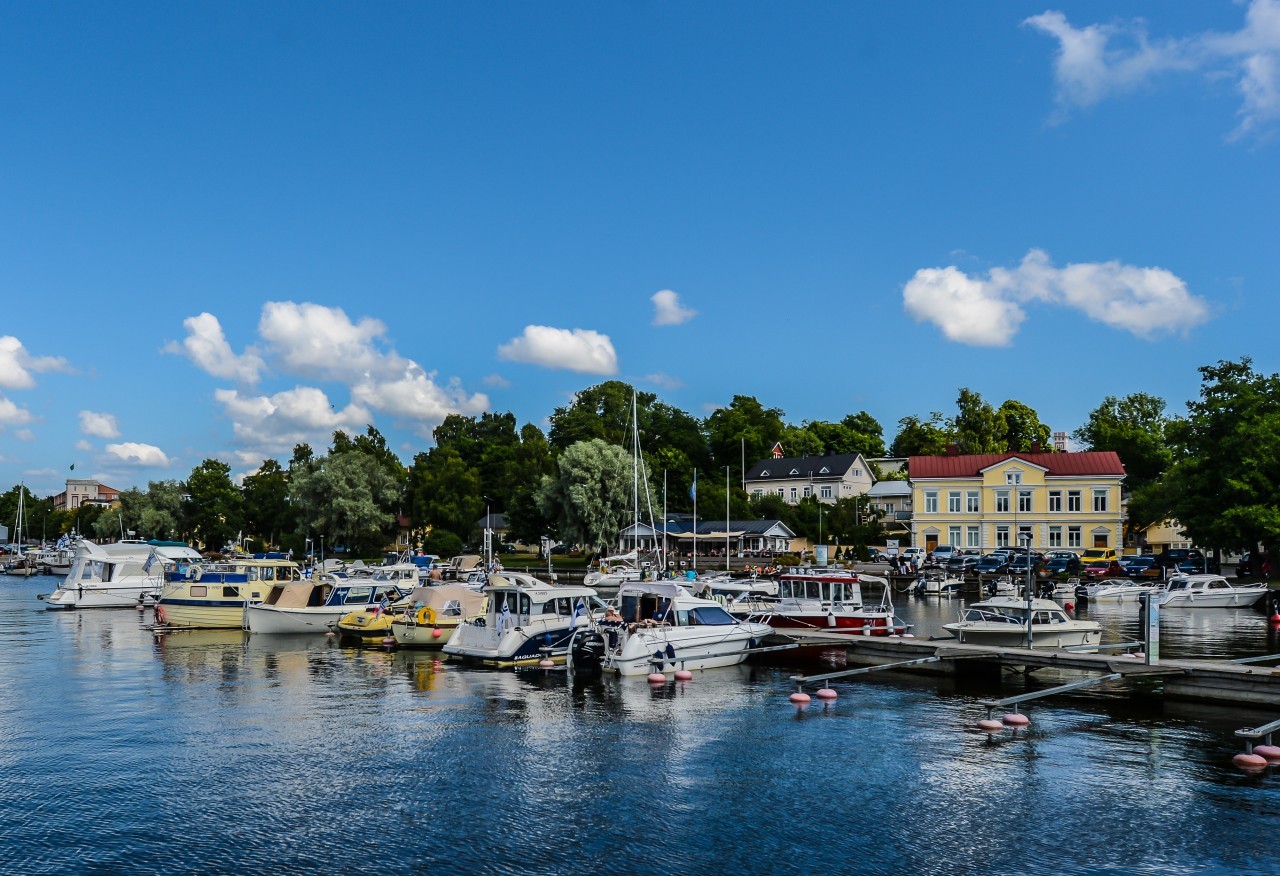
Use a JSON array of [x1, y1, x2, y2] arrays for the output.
[[768, 631, 1280, 708]]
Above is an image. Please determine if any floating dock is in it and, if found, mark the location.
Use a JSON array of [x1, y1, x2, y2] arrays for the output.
[[768, 631, 1280, 708]]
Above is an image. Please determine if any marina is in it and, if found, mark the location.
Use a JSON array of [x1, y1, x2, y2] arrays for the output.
[[4, 572, 1280, 875]]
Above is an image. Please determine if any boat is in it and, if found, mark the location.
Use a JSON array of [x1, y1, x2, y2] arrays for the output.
[[1155, 574, 1270, 608], [746, 567, 908, 636], [942, 595, 1102, 649], [154, 555, 302, 629], [331, 560, 421, 640], [443, 573, 608, 667], [916, 569, 964, 597], [33, 534, 80, 576], [2, 483, 33, 577], [573, 579, 773, 677], [1075, 578, 1157, 602], [390, 584, 487, 648], [43, 540, 203, 610], [583, 551, 647, 589], [693, 576, 777, 616]]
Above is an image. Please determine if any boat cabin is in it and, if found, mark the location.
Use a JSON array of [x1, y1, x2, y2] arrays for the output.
[[260, 579, 335, 608], [776, 569, 864, 610]]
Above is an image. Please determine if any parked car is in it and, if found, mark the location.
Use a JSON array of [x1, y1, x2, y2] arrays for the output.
[[1176, 556, 1221, 575], [1155, 548, 1203, 570], [1121, 555, 1162, 579], [1237, 552, 1252, 578], [1080, 547, 1119, 565], [1083, 560, 1118, 579], [931, 545, 960, 564], [1043, 550, 1082, 576], [946, 554, 980, 575], [976, 553, 1010, 575], [1007, 553, 1044, 575]]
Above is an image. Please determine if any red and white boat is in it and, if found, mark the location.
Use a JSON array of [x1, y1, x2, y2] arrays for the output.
[[747, 567, 908, 636]]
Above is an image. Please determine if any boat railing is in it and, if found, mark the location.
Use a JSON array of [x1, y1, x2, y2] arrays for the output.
[[959, 608, 1024, 625]]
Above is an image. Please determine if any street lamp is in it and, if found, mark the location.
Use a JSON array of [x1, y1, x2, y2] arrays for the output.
[[482, 496, 492, 571], [1021, 531, 1034, 648]]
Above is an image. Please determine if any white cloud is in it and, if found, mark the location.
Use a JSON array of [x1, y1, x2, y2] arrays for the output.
[[651, 289, 697, 326], [903, 249, 1210, 346], [641, 372, 685, 390], [497, 325, 619, 375], [105, 442, 171, 467], [1026, 1, 1280, 138], [23, 468, 59, 478], [214, 385, 372, 465], [0, 396, 33, 427], [74, 439, 94, 452], [351, 366, 489, 439], [78, 410, 121, 439], [14, 429, 35, 442], [163, 313, 264, 384], [258, 301, 387, 382], [0, 336, 71, 389], [483, 373, 511, 389]]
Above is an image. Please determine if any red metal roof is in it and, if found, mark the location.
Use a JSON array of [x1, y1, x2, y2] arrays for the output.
[[908, 451, 1125, 479]]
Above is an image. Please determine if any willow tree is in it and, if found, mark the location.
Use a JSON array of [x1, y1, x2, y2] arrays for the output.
[[289, 451, 401, 557], [535, 439, 634, 553]]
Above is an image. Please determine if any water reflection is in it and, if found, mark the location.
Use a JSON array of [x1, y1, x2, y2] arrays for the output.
[[3, 575, 1280, 876]]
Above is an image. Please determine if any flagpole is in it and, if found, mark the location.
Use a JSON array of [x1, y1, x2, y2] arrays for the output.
[[692, 468, 697, 574], [662, 470, 668, 577], [725, 465, 730, 572]]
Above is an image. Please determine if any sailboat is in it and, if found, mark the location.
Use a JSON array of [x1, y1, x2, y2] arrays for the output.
[[4, 483, 34, 577], [584, 391, 660, 588]]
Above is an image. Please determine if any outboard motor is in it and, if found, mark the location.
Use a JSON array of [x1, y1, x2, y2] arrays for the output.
[[1037, 579, 1056, 599], [1074, 581, 1090, 601], [569, 629, 606, 675]]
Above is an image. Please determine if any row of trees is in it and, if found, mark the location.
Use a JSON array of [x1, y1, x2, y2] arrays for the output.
[[4, 361, 1275, 561]]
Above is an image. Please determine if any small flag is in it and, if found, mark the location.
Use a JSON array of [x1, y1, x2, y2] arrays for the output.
[[571, 598, 586, 624], [69, 463, 75, 471], [689, 471, 697, 501], [375, 595, 389, 616], [143, 552, 155, 573], [498, 597, 513, 633]]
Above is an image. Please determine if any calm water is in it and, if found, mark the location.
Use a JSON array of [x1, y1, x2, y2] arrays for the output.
[[4, 574, 1280, 876]]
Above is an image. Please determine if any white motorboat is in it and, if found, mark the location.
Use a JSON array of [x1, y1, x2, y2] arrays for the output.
[[747, 568, 908, 636], [575, 580, 773, 677], [1079, 578, 1158, 602], [917, 571, 964, 597], [583, 551, 647, 589], [942, 596, 1101, 649], [444, 573, 609, 666], [1156, 574, 1270, 608], [43, 540, 203, 610]]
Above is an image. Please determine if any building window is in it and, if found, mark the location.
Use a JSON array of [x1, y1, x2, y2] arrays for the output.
[[924, 491, 939, 513], [885, 502, 895, 513], [1048, 526, 1062, 547], [1006, 471, 1022, 485], [1048, 490, 1062, 512], [947, 491, 961, 513], [1067, 490, 1082, 512], [777, 489, 784, 498], [966, 491, 979, 513], [820, 485, 832, 499], [966, 525, 980, 548], [789, 487, 797, 502], [852, 468, 861, 477], [948, 526, 961, 546], [752, 489, 763, 498], [1018, 490, 1032, 513], [996, 490, 1010, 513], [1093, 489, 1108, 512], [1068, 526, 1082, 547], [996, 526, 1010, 547], [803, 486, 811, 498], [1018, 525, 1033, 545]]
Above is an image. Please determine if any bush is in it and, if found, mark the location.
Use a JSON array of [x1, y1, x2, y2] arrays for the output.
[[424, 529, 464, 558]]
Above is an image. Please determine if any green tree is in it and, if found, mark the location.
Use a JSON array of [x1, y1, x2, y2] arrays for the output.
[[951, 388, 1003, 454], [998, 399, 1053, 452], [548, 380, 642, 450], [1151, 359, 1280, 555], [890, 413, 951, 457], [186, 460, 243, 550], [406, 448, 484, 538], [1074, 393, 1171, 492], [242, 459, 294, 547], [289, 451, 402, 557], [535, 439, 633, 553], [705, 395, 786, 477]]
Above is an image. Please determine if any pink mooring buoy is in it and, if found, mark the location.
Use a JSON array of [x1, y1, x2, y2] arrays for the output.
[[789, 692, 811, 704], [674, 670, 693, 681], [431, 628, 443, 638], [1003, 713, 1030, 727], [1233, 752, 1269, 769], [815, 688, 837, 700], [1253, 744, 1280, 760], [648, 672, 666, 684], [1065, 601, 1075, 612], [538, 658, 555, 668], [977, 719, 1005, 734], [1270, 613, 1280, 624], [381, 636, 396, 647], [326, 631, 336, 638]]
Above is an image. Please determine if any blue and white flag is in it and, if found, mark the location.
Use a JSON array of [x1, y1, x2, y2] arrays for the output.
[[55, 535, 70, 551], [375, 595, 390, 616], [143, 551, 155, 573], [571, 598, 586, 625], [689, 471, 697, 501], [497, 598, 513, 634]]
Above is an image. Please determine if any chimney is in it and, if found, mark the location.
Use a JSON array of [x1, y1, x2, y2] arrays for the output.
[[1031, 441, 1042, 453], [946, 443, 959, 456]]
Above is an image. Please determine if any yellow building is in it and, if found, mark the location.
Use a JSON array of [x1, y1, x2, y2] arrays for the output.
[[908, 451, 1125, 554]]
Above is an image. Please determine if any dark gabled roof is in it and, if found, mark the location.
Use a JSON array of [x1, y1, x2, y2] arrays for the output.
[[745, 453, 865, 482], [475, 512, 508, 529], [908, 451, 1125, 479], [629, 518, 796, 538]]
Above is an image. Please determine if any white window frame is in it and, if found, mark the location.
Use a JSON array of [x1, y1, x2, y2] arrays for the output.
[[1067, 490, 1082, 512], [996, 490, 1010, 513], [1048, 490, 1062, 512], [820, 485, 832, 500], [1093, 489, 1108, 512], [1006, 470, 1022, 485], [1048, 525, 1062, 547], [966, 491, 979, 513], [924, 491, 939, 513], [947, 491, 961, 513], [1018, 490, 1032, 513], [996, 526, 1010, 547], [1068, 525, 1082, 548], [966, 525, 980, 548], [948, 526, 961, 546]]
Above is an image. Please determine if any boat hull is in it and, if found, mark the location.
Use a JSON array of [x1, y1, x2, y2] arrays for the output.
[[761, 613, 905, 636], [606, 622, 772, 676], [1159, 591, 1268, 608], [942, 623, 1101, 650], [390, 619, 462, 649], [156, 601, 252, 630], [44, 584, 156, 610], [245, 605, 346, 634]]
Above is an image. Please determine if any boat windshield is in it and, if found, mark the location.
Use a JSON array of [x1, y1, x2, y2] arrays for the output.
[[677, 605, 735, 626]]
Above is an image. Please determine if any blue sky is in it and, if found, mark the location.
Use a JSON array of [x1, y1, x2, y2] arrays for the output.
[[2, 2, 1278, 497]]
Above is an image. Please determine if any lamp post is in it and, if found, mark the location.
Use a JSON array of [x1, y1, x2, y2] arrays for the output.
[[483, 496, 492, 571], [724, 466, 731, 572]]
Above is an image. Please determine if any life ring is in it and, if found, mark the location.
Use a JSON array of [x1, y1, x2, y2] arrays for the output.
[[155, 605, 168, 625], [186, 566, 202, 582], [417, 606, 436, 626]]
